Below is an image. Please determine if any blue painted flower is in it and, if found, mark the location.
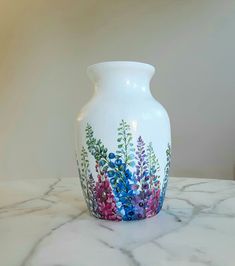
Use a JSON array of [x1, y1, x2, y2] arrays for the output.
[[122, 206, 136, 221], [125, 169, 132, 179], [108, 161, 115, 168], [108, 153, 116, 159], [115, 159, 122, 166], [99, 159, 106, 167], [118, 164, 126, 172], [116, 181, 125, 191], [108, 170, 115, 177], [115, 171, 122, 179]]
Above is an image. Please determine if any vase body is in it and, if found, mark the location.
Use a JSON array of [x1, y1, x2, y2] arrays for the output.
[[76, 61, 171, 221]]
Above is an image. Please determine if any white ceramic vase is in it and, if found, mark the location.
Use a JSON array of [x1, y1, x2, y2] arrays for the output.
[[76, 61, 171, 221]]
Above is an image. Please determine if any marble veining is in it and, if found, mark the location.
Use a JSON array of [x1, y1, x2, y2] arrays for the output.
[[1, 177, 235, 266]]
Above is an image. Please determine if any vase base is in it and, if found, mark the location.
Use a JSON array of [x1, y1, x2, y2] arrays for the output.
[[89, 205, 163, 222]]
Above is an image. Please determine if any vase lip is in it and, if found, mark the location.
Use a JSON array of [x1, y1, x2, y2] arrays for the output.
[[87, 61, 155, 76]]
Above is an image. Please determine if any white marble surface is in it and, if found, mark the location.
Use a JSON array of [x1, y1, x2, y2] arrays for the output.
[[1, 177, 235, 266]]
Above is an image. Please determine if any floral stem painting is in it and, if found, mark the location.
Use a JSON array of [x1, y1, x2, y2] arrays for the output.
[[77, 120, 171, 221]]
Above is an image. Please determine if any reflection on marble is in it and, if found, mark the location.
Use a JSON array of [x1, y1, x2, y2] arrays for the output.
[[1, 177, 235, 266]]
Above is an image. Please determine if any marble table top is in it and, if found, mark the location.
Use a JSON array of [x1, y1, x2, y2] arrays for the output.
[[1, 177, 235, 266]]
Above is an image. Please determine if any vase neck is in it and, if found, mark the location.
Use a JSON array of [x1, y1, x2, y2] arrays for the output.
[[87, 61, 155, 97]]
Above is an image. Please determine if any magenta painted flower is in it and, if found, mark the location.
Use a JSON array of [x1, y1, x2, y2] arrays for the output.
[[146, 189, 160, 218], [95, 174, 121, 221]]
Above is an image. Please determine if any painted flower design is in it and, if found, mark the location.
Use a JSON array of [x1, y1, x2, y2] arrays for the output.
[[78, 120, 171, 221]]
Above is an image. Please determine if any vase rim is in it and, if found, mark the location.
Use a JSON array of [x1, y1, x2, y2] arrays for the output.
[[87, 61, 155, 74]]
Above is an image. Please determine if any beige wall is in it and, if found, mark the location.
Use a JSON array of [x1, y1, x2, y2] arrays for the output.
[[0, 0, 234, 180]]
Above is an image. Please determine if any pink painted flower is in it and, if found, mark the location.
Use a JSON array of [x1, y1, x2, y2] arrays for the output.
[[95, 174, 121, 221], [146, 188, 160, 218]]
